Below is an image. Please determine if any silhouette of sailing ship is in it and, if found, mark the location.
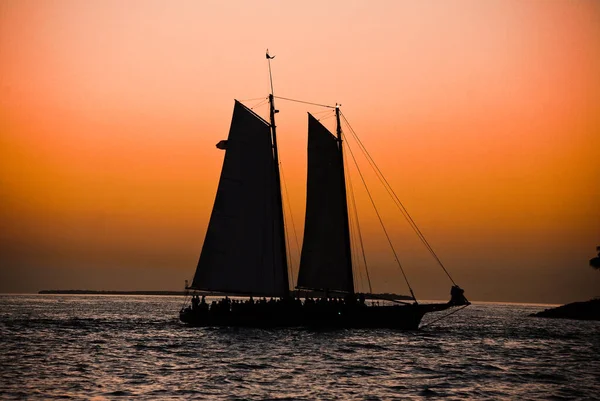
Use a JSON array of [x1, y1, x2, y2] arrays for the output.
[[180, 52, 469, 329]]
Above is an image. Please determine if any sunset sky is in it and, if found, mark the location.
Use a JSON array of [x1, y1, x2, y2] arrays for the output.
[[1, 1, 599, 303]]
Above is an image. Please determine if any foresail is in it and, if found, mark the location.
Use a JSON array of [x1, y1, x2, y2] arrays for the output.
[[191, 100, 288, 297], [298, 114, 354, 293]]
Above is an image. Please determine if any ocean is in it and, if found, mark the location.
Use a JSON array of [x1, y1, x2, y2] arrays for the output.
[[1, 295, 598, 400]]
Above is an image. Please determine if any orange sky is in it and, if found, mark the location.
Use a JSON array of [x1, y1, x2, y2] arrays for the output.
[[1, 1, 599, 303]]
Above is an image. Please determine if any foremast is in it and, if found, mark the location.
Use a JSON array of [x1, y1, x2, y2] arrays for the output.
[[267, 52, 290, 298]]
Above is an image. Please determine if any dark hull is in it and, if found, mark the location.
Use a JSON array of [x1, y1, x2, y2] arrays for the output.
[[179, 303, 452, 330]]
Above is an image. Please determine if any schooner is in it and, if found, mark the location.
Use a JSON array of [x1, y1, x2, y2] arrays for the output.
[[179, 52, 469, 329]]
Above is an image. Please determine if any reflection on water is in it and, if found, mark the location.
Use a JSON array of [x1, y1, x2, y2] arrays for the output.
[[1, 295, 598, 400]]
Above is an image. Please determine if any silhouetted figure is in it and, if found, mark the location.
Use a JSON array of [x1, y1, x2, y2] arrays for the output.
[[449, 285, 469, 306], [191, 295, 200, 310]]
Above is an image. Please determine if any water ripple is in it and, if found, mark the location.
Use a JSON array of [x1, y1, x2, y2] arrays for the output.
[[0, 295, 599, 400]]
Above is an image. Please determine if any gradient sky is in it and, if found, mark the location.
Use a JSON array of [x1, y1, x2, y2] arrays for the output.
[[1, 1, 599, 303]]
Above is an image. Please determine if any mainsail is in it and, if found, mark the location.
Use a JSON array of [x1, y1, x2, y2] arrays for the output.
[[191, 100, 288, 297], [297, 113, 354, 293]]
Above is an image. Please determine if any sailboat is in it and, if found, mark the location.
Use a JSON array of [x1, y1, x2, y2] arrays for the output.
[[179, 55, 469, 329]]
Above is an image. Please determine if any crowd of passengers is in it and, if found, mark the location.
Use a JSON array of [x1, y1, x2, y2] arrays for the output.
[[185, 293, 375, 315], [183, 285, 467, 316]]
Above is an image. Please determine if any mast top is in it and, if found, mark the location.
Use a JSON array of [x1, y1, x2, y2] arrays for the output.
[[266, 49, 275, 97]]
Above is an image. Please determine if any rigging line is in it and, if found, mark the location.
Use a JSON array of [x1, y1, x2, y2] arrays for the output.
[[342, 132, 418, 302], [340, 112, 457, 286], [419, 304, 469, 329], [238, 96, 269, 102], [282, 201, 294, 290], [346, 187, 363, 293], [249, 98, 268, 107], [250, 99, 269, 111], [344, 146, 372, 294], [273, 96, 336, 109], [317, 114, 336, 123], [340, 112, 451, 282], [340, 114, 421, 243], [282, 200, 296, 290], [348, 218, 360, 291], [345, 150, 362, 292], [311, 110, 334, 119], [285, 228, 296, 290], [180, 287, 192, 310], [344, 176, 359, 293], [349, 176, 365, 294], [280, 161, 299, 289], [342, 117, 430, 259], [346, 182, 363, 293]]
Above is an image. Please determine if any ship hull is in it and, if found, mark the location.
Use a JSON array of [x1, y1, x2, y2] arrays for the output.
[[180, 304, 432, 330]]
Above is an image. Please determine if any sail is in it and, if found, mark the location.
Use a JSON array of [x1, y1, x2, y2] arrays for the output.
[[297, 114, 353, 293], [191, 100, 288, 296]]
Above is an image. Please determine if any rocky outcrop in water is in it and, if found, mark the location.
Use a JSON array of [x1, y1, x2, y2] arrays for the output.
[[530, 298, 600, 321]]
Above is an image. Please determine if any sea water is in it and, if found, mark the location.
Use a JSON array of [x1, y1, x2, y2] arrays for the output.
[[0, 295, 598, 400]]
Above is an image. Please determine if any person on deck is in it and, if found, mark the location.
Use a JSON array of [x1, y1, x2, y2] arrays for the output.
[[449, 285, 469, 306]]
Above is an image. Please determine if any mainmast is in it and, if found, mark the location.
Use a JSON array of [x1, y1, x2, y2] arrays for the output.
[[267, 50, 290, 298], [335, 105, 355, 294]]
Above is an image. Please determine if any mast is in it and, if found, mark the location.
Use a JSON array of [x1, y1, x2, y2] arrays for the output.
[[335, 105, 355, 294], [267, 51, 290, 298]]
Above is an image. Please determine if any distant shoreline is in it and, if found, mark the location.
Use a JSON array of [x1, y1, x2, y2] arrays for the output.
[[37, 289, 413, 300], [38, 290, 188, 296], [530, 298, 600, 321]]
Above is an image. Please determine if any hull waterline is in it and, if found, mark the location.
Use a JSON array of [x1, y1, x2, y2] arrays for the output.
[[179, 303, 458, 330]]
